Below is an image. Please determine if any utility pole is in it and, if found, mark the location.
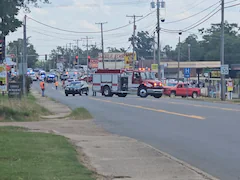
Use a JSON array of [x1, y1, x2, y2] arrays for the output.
[[126, 15, 143, 69], [153, 31, 156, 64], [177, 35, 181, 82], [157, 0, 161, 80], [188, 44, 191, 61], [220, 0, 225, 101], [74, 39, 81, 66], [68, 43, 72, 69], [96, 22, 107, 69], [23, 15, 27, 95], [82, 36, 93, 82]]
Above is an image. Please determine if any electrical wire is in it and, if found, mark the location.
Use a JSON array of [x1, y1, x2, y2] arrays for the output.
[[26, 10, 156, 34], [161, 1, 240, 34], [164, 1, 220, 24], [161, 5, 221, 33]]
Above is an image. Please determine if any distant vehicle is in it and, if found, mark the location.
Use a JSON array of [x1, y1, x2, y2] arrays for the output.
[[30, 73, 37, 81], [38, 71, 46, 81], [65, 81, 89, 96], [46, 74, 56, 83], [80, 75, 93, 82], [163, 82, 201, 98], [60, 74, 69, 81]]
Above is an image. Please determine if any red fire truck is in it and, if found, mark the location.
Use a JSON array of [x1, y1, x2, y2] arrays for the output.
[[92, 68, 164, 98]]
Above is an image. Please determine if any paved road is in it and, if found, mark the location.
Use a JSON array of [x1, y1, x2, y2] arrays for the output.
[[33, 82, 240, 180]]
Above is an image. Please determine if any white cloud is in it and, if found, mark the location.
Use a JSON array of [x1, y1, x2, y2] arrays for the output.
[[78, 20, 99, 31], [32, 8, 49, 15]]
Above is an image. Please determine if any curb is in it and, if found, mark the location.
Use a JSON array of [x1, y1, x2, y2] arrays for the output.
[[140, 141, 219, 180]]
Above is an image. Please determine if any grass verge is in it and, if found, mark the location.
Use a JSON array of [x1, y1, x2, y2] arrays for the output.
[[0, 126, 95, 180], [0, 94, 51, 122], [68, 108, 93, 120]]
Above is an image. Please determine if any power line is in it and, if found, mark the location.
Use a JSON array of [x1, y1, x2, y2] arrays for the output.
[[161, 5, 221, 33], [26, 10, 156, 34], [164, 1, 220, 24], [161, 1, 240, 33]]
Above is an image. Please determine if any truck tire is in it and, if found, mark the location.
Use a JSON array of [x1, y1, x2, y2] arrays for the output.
[[65, 93, 68, 96], [153, 94, 162, 98], [170, 91, 176, 98], [192, 92, 198, 99], [103, 86, 113, 97], [138, 86, 148, 98], [118, 93, 127, 97]]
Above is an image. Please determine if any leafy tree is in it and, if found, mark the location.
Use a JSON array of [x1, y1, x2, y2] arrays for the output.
[[7, 38, 38, 68], [0, 0, 49, 37], [164, 22, 240, 65], [129, 31, 154, 59]]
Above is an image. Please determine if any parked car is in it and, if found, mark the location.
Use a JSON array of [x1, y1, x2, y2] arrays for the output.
[[65, 81, 89, 96], [163, 83, 201, 98]]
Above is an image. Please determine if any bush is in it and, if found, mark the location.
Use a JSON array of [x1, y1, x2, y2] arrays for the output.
[[11, 75, 32, 93]]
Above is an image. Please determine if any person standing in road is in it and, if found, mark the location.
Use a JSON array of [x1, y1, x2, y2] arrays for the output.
[[62, 80, 65, 89], [40, 80, 45, 97], [55, 80, 58, 90]]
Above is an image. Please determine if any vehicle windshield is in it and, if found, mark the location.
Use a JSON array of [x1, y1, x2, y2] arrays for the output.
[[140, 72, 155, 80], [69, 83, 80, 88], [167, 83, 177, 87]]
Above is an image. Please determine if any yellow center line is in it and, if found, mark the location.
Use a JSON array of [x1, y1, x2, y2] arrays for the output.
[[89, 97, 205, 120], [138, 98, 240, 112]]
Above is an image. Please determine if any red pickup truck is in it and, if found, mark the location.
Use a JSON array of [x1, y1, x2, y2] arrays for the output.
[[164, 83, 201, 98]]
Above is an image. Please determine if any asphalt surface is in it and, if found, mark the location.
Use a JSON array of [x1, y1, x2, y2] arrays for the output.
[[33, 82, 240, 180]]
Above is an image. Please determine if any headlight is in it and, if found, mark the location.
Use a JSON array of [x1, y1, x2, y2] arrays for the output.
[[145, 82, 153, 87]]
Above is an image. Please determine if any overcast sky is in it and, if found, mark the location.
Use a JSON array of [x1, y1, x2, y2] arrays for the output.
[[6, 0, 240, 60]]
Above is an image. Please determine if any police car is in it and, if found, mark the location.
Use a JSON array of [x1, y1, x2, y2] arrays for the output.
[[46, 74, 56, 83]]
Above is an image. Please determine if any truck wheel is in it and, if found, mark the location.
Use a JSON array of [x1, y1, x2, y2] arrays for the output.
[[65, 93, 68, 96], [138, 86, 148, 98], [170, 91, 176, 98], [192, 92, 198, 99], [72, 93, 75, 96], [103, 86, 112, 97], [153, 94, 162, 98], [118, 93, 127, 97]]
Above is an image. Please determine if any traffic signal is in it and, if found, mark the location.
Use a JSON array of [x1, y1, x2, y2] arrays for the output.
[[87, 56, 90, 62], [75, 55, 78, 65], [45, 54, 47, 61]]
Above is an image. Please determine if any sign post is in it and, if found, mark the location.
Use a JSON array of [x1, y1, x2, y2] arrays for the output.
[[0, 65, 7, 95], [8, 82, 22, 98], [221, 64, 229, 75], [151, 64, 158, 72], [184, 68, 191, 98]]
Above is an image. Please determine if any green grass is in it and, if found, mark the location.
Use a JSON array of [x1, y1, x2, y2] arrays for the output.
[[0, 94, 51, 122], [0, 126, 95, 180], [68, 108, 93, 120]]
